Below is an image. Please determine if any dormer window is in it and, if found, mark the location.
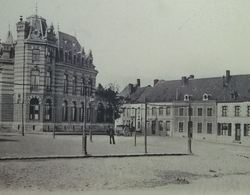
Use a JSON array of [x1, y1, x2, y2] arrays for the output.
[[184, 94, 190, 101], [203, 93, 208, 101]]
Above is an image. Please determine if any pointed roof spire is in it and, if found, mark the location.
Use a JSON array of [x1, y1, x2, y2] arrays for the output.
[[35, 0, 38, 16], [5, 28, 14, 45], [81, 47, 85, 55], [87, 49, 93, 64], [88, 49, 93, 58]]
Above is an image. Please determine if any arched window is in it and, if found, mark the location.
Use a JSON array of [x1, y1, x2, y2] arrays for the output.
[[63, 74, 68, 93], [97, 103, 105, 123], [80, 77, 85, 96], [69, 51, 72, 63], [64, 52, 68, 63], [77, 54, 81, 64], [31, 69, 40, 91], [62, 100, 68, 121], [30, 98, 40, 120], [79, 102, 84, 122], [45, 70, 52, 91], [71, 101, 77, 121], [73, 55, 76, 64], [82, 57, 85, 65], [88, 78, 93, 96], [45, 99, 52, 121], [72, 76, 77, 95]]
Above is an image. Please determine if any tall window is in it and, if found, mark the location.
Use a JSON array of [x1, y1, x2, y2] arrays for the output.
[[82, 57, 85, 65], [64, 52, 68, 63], [62, 101, 68, 121], [73, 55, 76, 64], [71, 102, 77, 121], [63, 74, 68, 93], [45, 99, 52, 121], [159, 107, 163, 116], [197, 122, 202, 133], [235, 106, 240, 117], [166, 121, 170, 131], [179, 122, 184, 132], [207, 108, 212, 116], [179, 108, 184, 116], [72, 76, 77, 95], [79, 102, 84, 122], [31, 69, 40, 91], [159, 121, 163, 131], [45, 70, 52, 91], [32, 49, 40, 63], [198, 108, 203, 116], [29, 98, 40, 120], [222, 106, 227, 117], [137, 108, 141, 117], [88, 78, 93, 96], [69, 51, 72, 63], [244, 124, 250, 136], [207, 123, 212, 134], [152, 107, 157, 116], [147, 107, 149, 116], [218, 123, 232, 136], [80, 78, 85, 96], [166, 106, 171, 115], [247, 106, 250, 117]]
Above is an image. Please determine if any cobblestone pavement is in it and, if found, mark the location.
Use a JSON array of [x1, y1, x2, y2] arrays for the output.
[[0, 133, 250, 193], [0, 133, 188, 157]]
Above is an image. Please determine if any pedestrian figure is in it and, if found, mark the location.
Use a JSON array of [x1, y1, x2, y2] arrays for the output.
[[107, 125, 115, 144]]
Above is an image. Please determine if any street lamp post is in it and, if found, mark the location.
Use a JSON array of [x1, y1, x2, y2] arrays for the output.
[[134, 108, 137, 147], [89, 97, 95, 143], [21, 43, 25, 136], [82, 86, 88, 155], [144, 98, 148, 153], [187, 101, 192, 154]]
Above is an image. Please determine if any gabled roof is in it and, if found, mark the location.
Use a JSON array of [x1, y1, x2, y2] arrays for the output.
[[128, 74, 250, 103]]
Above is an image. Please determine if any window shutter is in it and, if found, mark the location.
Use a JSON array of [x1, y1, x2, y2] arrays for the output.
[[228, 123, 232, 136]]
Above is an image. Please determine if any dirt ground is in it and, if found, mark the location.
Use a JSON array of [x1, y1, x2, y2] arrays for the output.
[[0, 133, 250, 194]]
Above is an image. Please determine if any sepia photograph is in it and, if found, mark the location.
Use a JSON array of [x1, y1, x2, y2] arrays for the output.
[[1, 0, 250, 194]]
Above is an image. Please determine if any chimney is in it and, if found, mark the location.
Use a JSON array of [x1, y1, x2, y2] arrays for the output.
[[181, 76, 188, 85], [226, 70, 231, 83], [128, 83, 133, 94], [154, 79, 159, 86], [136, 79, 140, 87]]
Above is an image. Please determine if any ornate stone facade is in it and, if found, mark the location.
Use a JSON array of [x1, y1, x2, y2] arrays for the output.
[[0, 14, 99, 132]]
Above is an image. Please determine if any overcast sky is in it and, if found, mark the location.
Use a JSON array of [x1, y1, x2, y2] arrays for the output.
[[1, 0, 250, 91]]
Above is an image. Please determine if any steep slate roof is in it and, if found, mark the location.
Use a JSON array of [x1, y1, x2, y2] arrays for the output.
[[129, 86, 152, 102], [119, 84, 131, 98], [129, 74, 250, 103], [58, 31, 81, 51]]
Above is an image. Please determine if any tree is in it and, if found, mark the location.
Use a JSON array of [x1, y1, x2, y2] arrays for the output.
[[96, 83, 122, 122]]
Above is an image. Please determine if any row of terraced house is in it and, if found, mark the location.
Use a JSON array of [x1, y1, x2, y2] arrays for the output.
[[117, 71, 250, 146]]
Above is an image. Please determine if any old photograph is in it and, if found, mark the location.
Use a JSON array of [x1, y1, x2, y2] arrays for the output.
[[1, 0, 250, 194]]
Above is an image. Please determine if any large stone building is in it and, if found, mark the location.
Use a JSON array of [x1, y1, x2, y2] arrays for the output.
[[118, 71, 250, 146], [0, 14, 99, 132]]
